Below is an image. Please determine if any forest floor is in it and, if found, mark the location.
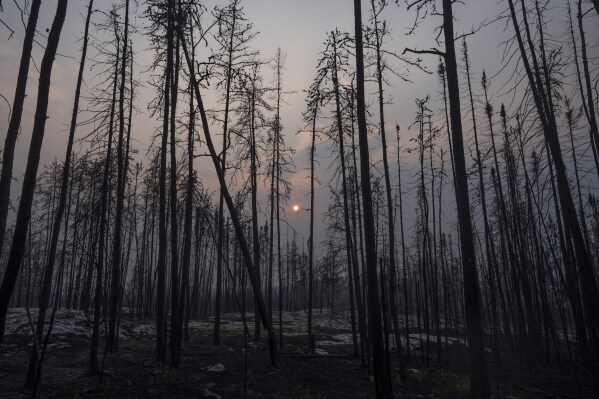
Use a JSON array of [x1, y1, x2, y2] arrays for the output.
[[0, 308, 594, 398]]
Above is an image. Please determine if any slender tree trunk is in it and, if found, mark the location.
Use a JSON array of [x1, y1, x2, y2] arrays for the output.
[[179, 31, 278, 364], [462, 39, 502, 372], [308, 95, 318, 353], [169, 27, 181, 368], [331, 33, 366, 366], [90, 35, 120, 374], [0, 0, 42, 258], [0, 0, 68, 347], [214, 2, 238, 347], [24, 0, 92, 385], [108, 0, 130, 353], [396, 126, 410, 363], [277, 133, 283, 349], [441, 1, 490, 396], [249, 76, 261, 342], [156, 0, 174, 362], [577, 0, 599, 181], [353, 0, 392, 396], [371, 2, 405, 376], [508, 0, 599, 373]]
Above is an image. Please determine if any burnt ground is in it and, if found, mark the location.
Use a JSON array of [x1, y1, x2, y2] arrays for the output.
[[0, 310, 595, 398]]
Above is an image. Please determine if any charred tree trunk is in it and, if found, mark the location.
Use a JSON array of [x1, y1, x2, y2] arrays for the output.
[[108, 0, 130, 353], [156, 0, 174, 363], [0, 0, 42, 258], [0, 0, 68, 347], [25, 0, 93, 386], [442, 0, 490, 396], [371, 0, 405, 377], [178, 29, 278, 365], [353, 0, 392, 396]]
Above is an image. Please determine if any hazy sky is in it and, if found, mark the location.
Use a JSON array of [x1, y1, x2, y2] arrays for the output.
[[2, 0, 587, 255]]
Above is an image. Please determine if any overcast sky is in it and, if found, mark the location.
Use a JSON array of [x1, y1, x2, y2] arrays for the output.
[[1, 0, 593, 257]]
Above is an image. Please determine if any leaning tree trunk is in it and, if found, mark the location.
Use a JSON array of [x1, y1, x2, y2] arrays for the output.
[[577, 0, 599, 182], [178, 28, 278, 365], [508, 0, 599, 375], [0, 0, 68, 347], [0, 0, 41, 259], [25, 0, 93, 387]]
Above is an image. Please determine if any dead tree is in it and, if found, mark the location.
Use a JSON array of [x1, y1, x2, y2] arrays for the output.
[[108, 0, 130, 353], [0, 0, 41, 259], [366, 0, 406, 376], [354, 0, 393, 396], [25, 0, 93, 386], [178, 23, 279, 365], [507, 0, 599, 379], [0, 0, 68, 347], [404, 0, 491, 395], [90, 8, 121, 374]]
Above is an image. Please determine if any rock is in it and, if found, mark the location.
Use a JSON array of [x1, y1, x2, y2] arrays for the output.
[[205, 363, 225, 373], [314, 348, 328, 355]]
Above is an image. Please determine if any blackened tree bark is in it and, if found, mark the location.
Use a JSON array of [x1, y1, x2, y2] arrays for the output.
[[330, 31, 367, 365], [441, 0, 490, 396], [91, 21, 120, 374], [25, 0, 93, 386], [462, 37, 502, 374], [369, 0, 405, 377], [396, 125, 410, 362], [174, 3, 196, 367], [156, 0, 174, 362], [577, 0, 599, 180], [249, 66, 261, 342], [178, 28, 278, 365], [269, 48, 286, 328], [108, 0, 130, 353], [353, 0, 393, 397], [508, 0, 599, 375], [0, 0, 41, 259], [0, 0, 68, 347], [214, 0, 239, 346], [307, 87, 319, 353], [169, 24, 181, 369]]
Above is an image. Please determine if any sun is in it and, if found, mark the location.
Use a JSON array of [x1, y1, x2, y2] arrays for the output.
[[293, 205, 300, 212]]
